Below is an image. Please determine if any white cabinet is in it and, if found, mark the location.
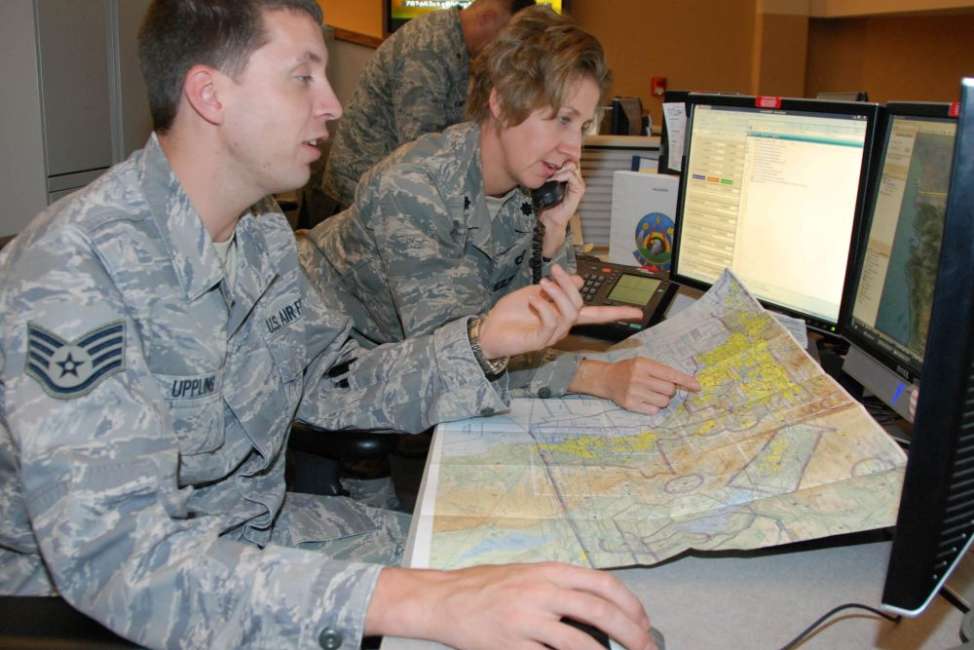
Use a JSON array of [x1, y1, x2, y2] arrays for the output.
[[0, 0, 152, 237]]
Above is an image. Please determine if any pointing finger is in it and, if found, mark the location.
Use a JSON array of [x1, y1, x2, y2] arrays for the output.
[[576, 305, 643, 325]]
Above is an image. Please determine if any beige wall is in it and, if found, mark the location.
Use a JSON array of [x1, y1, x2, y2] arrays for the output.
[[810, 0, 974, 17], [316, 0, 383, 39], [806, 11, 974, 102], [752, 12, 809, 97], [315, 1, 974, 121], [570, 0, 760, 127]]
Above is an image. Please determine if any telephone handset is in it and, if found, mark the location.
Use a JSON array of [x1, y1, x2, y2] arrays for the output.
[[532, 180, 567, 211], [530, 181, 568, 283]]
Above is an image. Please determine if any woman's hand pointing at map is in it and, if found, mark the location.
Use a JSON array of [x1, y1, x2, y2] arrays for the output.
[[569, 357, 701, 415]]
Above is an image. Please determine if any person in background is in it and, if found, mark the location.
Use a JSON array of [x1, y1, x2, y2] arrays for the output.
[[315, 0, 537, 218], [300, 6, 700, 416], [0, 1, 658, 648]]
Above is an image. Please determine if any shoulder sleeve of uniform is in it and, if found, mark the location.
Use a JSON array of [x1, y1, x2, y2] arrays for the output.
[[362, 166, 491, 338], [391, 37, 460, 144]]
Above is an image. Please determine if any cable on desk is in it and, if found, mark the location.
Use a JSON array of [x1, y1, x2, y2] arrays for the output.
[[777, 602, 900, 649], [942, 584, 972, 614]]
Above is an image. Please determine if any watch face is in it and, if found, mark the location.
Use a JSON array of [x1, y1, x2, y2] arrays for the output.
[[467, 317, 508, 376], [486, 354, 509, 374]]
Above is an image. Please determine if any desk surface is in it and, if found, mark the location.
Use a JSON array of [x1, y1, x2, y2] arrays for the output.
[[382, 420, 968, 650]]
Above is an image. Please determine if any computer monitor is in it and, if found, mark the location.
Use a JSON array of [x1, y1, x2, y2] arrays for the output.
[[840, 103, 958, 419], [385, 0, 567, 34], [881, 78, 974, 617], [670, 94, 879, 333]]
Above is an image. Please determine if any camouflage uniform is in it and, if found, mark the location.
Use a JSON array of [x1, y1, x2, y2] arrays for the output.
[[301, 121, 579, 398], [0, 135, 509, 649], [322, 8, 469, 208]]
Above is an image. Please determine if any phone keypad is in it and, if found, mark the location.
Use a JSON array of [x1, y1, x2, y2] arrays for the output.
[[581, 269, 619, 301]]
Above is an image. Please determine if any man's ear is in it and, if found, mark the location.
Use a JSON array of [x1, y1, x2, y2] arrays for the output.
[[183, 64, 224, 126]]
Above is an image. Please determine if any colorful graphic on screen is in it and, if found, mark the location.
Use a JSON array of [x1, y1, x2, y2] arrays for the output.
[[390, 0, 563, 21], [633, 212, 674, 272]]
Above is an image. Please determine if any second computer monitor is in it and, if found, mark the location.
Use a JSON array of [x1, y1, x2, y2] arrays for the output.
[[841, 102, 957, 417], [671, 94, 879, 332]]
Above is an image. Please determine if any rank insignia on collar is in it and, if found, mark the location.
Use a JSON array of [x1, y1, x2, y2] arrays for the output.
[[521, 202, 533, 215], [26, 321, 126, 399]]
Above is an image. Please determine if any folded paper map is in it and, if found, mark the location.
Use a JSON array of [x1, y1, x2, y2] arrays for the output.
[[409, 270, 907, 569]]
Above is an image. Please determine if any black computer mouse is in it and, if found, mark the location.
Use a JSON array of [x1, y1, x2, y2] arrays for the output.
[[559, 617, 610, 648], [557, 618, 666, 650], [649, 625, 666, 650]]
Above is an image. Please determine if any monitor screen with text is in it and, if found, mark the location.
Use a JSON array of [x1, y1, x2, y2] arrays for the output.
[[672, 98, 875, 331]]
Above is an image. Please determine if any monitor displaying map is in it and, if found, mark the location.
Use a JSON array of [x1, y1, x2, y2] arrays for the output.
[[845, 107, 957, 382]]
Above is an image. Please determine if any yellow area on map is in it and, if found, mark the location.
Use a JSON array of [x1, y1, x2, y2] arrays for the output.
[[538, 430, 658, 460]]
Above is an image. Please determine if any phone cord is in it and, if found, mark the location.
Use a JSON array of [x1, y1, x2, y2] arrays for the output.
[[531, 218, 546, 284]]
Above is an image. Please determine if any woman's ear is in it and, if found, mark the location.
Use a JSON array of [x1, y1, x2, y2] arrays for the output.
[[488, 87, 504, 124]]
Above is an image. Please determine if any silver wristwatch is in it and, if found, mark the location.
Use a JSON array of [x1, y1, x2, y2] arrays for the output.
[[467, 316, 509, 377]]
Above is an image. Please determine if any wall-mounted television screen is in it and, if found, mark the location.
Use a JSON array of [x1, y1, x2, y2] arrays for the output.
[[386, 1, 567, 34]]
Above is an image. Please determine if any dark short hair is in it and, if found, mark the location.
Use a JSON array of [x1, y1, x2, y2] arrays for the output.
[[138, 0, 323, 133]]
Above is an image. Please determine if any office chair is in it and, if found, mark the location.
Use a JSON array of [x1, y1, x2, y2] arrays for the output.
[[286, 421, 401, 497]]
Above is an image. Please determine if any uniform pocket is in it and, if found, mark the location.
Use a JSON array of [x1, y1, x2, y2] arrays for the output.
[[259, 293, 307, 384], [168, 394, 225, 455], [263, 333, 304, 384], [155, 373, 225, 455]]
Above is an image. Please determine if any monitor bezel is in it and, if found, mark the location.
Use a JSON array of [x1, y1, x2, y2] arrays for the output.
[[838, 102, 958, 383], [385, 0, 472, 35], [384, 0, 570, 35], [670, 93, 881, 334], [881, 80, 974, 617]]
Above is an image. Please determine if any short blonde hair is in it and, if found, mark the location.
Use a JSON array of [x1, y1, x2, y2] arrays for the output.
[[466, 5, 610, 126]]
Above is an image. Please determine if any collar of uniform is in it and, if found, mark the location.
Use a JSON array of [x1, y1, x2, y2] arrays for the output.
[[463, 123, 494, 257], [139, 134, 226, 302], [229, 200, 279, 315], [463, 124, 534, 258]]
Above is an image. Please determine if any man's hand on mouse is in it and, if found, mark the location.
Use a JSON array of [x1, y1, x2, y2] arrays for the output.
[[365, 562, 659, 650]]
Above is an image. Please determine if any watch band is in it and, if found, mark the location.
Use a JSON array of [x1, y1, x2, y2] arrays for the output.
[[467, 316, 509, 377]]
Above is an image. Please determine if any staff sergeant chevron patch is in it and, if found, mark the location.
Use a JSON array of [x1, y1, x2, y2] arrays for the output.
[[26, 321, 126, 399]]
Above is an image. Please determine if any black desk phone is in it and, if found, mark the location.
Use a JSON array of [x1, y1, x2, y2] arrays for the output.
[[571, 254, 675, 341]]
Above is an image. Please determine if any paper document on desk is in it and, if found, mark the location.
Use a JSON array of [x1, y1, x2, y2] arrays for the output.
[[409, 270, 906, 569], [662, 102, 687, 173]]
